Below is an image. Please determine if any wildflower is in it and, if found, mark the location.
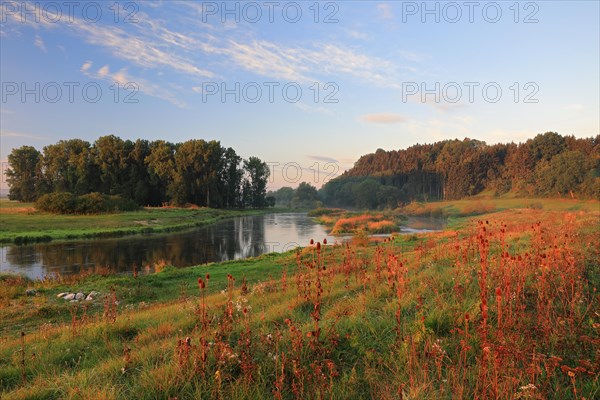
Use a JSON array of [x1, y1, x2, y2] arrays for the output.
[[519, 384, 537, 391]]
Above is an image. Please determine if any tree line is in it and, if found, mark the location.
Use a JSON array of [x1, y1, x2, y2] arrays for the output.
[[320, 132, 600, 209], [267, 182, 321, 209], [6, 135, 270, 209]]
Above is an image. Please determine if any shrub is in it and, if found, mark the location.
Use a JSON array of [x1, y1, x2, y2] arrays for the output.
[[35, 192, 139, 214], [35, 192, 77, 214], [103, 195, 139, 212], [75, 192, 105, 214]]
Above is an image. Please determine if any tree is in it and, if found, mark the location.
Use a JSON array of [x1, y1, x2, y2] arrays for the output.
[[353, 179, 380, 209], [269, 187, 294, 208], [529, 132, 566, 162], [292, 182, 319, 209], [220, 147, 243, 208], [93, 135, 129, 196], [6, 146, 41, 201], [243, 157, 270, 208], [125, 139, 153, 205], [41, 139, 93, 194], [145, 140, 176, 205], [535, 151, 588, 196]]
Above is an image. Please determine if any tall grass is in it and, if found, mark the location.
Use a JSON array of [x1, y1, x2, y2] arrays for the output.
[[1, 208, 598, 399]]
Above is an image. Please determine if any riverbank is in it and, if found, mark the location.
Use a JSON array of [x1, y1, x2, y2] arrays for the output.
[[0, 200, 276, 244], [309, 197, 599, 234], [1, 207, 598, 399]]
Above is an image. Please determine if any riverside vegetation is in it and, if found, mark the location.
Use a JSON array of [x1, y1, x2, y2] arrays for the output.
[[1, 203, 598, 399], [0, 199, 266, 244]]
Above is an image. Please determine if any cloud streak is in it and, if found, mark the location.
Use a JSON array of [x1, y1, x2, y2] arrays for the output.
[[34, 35, 47, 52], [4, 1, 409, 105], [361, 113, 408, 124]]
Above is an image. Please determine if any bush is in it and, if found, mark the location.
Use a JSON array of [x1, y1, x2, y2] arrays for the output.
[[35, 192, 139, 214], [104, 195, 139, 212], [35, 192, 77, 214], [76, 192, 105, 213]]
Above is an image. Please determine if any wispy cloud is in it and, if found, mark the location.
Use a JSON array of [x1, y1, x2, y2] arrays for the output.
[[344, 28, 371, 41], [34, 35, 47, 52], [400, 50, 428, 63], [4, 2, 409, 104], [307, 155, 339, 163], [294, 102, 333, 115], [361, 113, 408, 124], [80, 60, 93, 73], [432, 103, 468, 113], [0, 130, 45, 140], [80, 61, 187, 108], [377, 3, 394, 20]]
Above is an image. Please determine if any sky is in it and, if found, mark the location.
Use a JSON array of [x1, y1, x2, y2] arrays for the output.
[[1, 0, 599, 189]]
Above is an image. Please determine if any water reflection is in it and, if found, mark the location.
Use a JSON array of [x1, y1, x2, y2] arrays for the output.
[[1, 213, 338, 279], [1, 213, 446, 280]]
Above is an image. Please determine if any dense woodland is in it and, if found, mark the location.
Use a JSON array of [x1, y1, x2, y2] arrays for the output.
[[7, 132, 599, 211], [6, 135, 270, 209], [320, 132, 600, 209]]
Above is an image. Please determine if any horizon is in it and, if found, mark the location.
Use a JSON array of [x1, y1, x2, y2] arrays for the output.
[[1, 1, 599, 191]]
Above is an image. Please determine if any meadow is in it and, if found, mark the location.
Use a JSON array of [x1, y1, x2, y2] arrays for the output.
[[0, 199, 266, 244], [1, 203, 598, 399]]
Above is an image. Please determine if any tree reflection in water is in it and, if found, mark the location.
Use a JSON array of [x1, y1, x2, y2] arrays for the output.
[[1, 213, 337, 279]]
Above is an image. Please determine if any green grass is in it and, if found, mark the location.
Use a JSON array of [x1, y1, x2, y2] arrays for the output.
[[398, 196, 599, 218], [0, 199, 273, 244], [0, 207, 598, 399]]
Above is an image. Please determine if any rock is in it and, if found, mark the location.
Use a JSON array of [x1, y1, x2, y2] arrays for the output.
[[64, 293, 75, 300], [85, 291, 100, 301], [75, 292, 85, 301], [57, 292, 68, 298], [25, 289, 36, 296]]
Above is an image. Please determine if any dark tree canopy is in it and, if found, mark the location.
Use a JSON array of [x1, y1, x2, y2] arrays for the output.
[[320, 132, 599, 209], [6, 146, 41, 202], [7, 135, 270, 209]]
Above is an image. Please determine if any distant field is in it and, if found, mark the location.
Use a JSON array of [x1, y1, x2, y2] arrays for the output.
[[0, 199, 266, 244]]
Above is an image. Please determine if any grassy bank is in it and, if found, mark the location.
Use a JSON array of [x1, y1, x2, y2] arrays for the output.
[[0, 200, 271, 244], [1, 207, 598, 399], [309, 208, 401, 235], [310, 198, 599, 236], [398, 197, 600, 218]]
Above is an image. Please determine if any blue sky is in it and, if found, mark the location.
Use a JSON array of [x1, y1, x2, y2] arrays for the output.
[[1, 0, 598, 189]]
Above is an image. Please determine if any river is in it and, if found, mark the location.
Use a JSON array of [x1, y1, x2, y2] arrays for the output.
[[0, 213, 445, 279]]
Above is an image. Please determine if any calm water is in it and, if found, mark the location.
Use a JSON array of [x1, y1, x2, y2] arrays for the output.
[[0, 213, 445, 279], [0, 213, 337, 279]]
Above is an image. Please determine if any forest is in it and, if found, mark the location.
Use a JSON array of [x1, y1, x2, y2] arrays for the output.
[[6, 135, 270, 210], [320, 132, 600, 209]]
